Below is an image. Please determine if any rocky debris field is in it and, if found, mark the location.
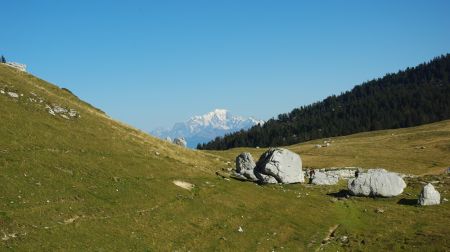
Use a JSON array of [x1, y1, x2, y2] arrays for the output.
[[0, 85, 79, 120]]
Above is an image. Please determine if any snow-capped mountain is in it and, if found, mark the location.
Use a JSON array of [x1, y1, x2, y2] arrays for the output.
[[151, 109, 264, 148]]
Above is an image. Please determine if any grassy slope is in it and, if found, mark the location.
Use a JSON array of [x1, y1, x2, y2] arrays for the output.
[[1, 64, 449, 251]]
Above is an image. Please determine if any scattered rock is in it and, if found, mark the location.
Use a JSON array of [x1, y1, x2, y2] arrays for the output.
[[311, 171, 339, 185], [45, 105, 56, 116], [348, 169, 406, 197], [7, 92, 19, 98], [165, 136, 172, 142], [340, 236, 349, 243], [235, 152, 258, 181], [172, 180, 194, 190], [315, 144, 322, 148], [376, 208, 385, 213], [53, 105, 68, 114], [238, 226, 244, 233], [63, 215, 80, 224], [4, 62, 27, 72], [418, 183, 440, 206], [68, 109, 78, 117], [173, 137, 187, 147], [254, 148, 304, 184]]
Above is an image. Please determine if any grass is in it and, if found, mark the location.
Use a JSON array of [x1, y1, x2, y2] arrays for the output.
[[208, 120, 450, 175], [1, 64, 449, 251]]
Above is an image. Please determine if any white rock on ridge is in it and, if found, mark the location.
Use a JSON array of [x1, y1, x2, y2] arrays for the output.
[[348, 169, 406, 197], [68, 109, 78, 117], [4, 62, 27, 72], [53, 105, 68, 114], [255, 148, 304, 184], [173, 137, 187, 148], [165, 136, 172, 142], [418, 183, 441, 206], [311, 171, 339, 185], [7, 92, 19, 98], [235, 152, 258, 181]]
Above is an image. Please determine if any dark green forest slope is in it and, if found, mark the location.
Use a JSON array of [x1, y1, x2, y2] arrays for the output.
[[198, 54, 450, 150]]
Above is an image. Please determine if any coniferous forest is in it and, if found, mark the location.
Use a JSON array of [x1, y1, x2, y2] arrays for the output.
[[198, 54, 450, 150]]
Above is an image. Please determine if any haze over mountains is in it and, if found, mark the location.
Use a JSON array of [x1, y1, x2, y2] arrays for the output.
[[151, 109, 264, 148]]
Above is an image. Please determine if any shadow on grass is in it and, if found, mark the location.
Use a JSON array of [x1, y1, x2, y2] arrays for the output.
[[327, 189, 351, 198], [397, 198, 418, 206]]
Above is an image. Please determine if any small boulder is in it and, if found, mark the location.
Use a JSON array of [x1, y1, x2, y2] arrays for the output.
[[418, 183, 440, 206], [7, 92, 19, 98], [173, 137, 187, 148], [348, 169, 406, 197], [235, 152, 258, 181], [255, 148, 304, 184], [255, 172, 278, 184], [311, 171, 339, 185]]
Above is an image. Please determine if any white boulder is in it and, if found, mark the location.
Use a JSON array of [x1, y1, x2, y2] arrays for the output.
[[418, 183, 440, 206], [348, 169, 406, 197], [7, 92, 19, 98], [235, 152, 258, 181], [311, 171, 339, 185], [255, 148, 304, 184], [173, 137, 187, 148]]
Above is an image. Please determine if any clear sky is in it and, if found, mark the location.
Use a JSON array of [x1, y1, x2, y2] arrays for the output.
[[2, 1, 450, 130]]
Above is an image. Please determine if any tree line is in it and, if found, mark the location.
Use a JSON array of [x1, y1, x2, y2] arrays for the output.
[[198, 54, 450, 150]]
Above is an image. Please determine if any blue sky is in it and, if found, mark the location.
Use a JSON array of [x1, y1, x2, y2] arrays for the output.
[[2, 1, 450, 130]]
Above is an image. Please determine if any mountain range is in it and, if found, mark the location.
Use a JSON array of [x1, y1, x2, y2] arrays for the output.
[[151, 109, 264, 148]]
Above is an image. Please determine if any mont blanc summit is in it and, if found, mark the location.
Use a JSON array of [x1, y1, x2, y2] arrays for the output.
[[151, 109, 264, 148]]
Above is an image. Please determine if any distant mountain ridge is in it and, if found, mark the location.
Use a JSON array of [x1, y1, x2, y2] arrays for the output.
[[151, 109, 264, 148], [198, 54, 450, 150]]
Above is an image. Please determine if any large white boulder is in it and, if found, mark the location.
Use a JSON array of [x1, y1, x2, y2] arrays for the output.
[[235, 152, 258, 182], [173, 137, 187, 147], [418, 183, 440, 206], [255, 148, 304, 184], [348, 169, 406, 197], [312, 171, 339, 185]]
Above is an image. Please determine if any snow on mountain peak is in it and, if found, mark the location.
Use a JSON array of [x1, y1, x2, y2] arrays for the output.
[[151, 109, 264, 148]]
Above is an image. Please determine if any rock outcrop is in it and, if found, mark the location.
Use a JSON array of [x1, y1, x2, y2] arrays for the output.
[[418, 183, 440, 206], [235, 152, 258, 181], [311, 171, 339, 185], [255, 148, 304, 184], [348, 169, 406, 197], [4, 62, 27, 72], [173, 137, 187, 148]]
